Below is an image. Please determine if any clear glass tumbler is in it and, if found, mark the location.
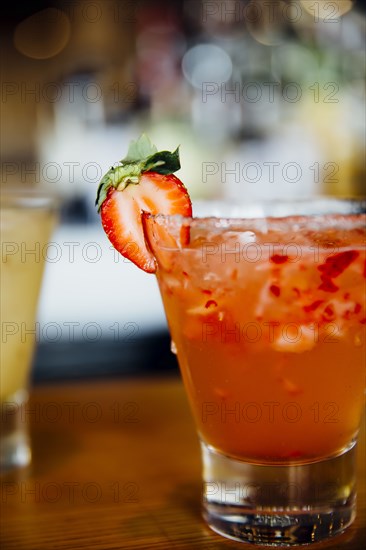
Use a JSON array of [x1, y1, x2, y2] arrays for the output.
[[144, 199, 366, 545], [0, 190, 57, 471]]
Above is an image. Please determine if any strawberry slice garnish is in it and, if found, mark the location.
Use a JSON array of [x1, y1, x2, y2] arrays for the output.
[[96, 135, 192, 273]]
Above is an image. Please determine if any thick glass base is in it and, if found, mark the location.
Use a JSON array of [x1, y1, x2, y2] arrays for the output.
[[202, 442, 357, 546], [0, 390, 31, 472]]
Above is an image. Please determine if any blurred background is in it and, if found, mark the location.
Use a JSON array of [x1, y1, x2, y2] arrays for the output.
[[1, 0, 365, 382]]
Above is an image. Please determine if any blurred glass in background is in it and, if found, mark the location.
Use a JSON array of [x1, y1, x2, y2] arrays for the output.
[[1, 0, 365, 380]]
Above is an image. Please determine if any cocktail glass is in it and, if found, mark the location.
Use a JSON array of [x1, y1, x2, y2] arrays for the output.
[[0, 190, 57, 471], [144, 199, 366, 545]]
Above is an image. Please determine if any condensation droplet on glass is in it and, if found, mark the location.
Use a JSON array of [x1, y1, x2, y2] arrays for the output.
[[171, 340, 177, 355]]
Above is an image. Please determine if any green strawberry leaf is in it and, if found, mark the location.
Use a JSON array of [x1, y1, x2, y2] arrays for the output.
[[143, 147, 181, 174], [96, 136, 181, 211], [95, 170, 113, 210], [122, 134, 157, 163]]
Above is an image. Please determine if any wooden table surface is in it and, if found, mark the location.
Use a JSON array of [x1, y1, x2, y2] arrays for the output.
[[1, 376, 365, 549]]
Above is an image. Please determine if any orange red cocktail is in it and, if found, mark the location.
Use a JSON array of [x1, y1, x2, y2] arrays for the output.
[[146, 212, 366, 464]]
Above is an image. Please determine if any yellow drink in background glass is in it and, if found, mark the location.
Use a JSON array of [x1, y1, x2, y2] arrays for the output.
[[0, 191, 57, 470]]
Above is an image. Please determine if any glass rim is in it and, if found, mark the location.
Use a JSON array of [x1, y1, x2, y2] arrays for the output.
[[145, 197, 366, 225], [0, 187, 60, 210]]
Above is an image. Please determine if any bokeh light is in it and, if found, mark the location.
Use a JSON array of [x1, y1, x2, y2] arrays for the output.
[[182, 44, 232, 89], [245, 0, 286, 46], [300, 0, 354, 20], [14, 8, 70, 59]]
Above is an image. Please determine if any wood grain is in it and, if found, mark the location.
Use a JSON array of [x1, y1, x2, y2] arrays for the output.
[[1, 377, 365, 549]]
